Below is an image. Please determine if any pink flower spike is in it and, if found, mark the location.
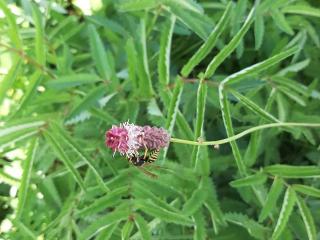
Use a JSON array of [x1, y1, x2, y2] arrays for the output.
[[140, 126, 170, 150], [105, 122, 170, 157], [105, 125, 129, 155]]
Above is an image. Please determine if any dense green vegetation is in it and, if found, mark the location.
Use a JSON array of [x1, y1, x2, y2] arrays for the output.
[[0, 0, 320, 239]]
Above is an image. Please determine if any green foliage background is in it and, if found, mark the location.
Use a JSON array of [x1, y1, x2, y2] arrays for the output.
[[0, 0, 320, 239]]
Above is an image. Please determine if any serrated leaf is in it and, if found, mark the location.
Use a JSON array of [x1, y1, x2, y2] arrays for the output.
[[204, 6, 255, 78], [254, 14, 264, 49], [80, 209, 129, 240], [292, 184, 320, 198], [88, 25, 114, 80], [0, 169, 19, 186], [125, 37, 138, 90], [192, 81, 207, 172], [0, 121, 44, 150], [219, 88, 246, 176], [271, 9, 294, 35], [225, 212, 269, 240], [272, 187, 297, 240], [95, 223, 118, 240], [282, 5, 320, 18], [0, 0, 22, 48], [134, 215, 151, 240], [230, 90, 280, 123], [16, 138, 38, 219], [76, 186, 128, 218], [117, 0, 160, 11], [32, 3, 46, 65], [278, 86, 306, 107], [136, 19, 154, 98], [43, 130, 86, 192], [221, 46, 298, 86], [45, 74, 101, 90], [158, 15, 175, 86], [50, 122, 109, 192], [0, 58, 22, 106], [230, 173, 267, 188], [121, 220, 134, 240], [135, 199, 193, 226], [193, 209, 206, 240], [66, 85, 106, 121], [166, 1, 213, 40], [264, 165, 320, 178], [182, 187, 207, 215], [181, 2, 232, 77], [296, 196, 317, 240], [259, 177, 284, 222]]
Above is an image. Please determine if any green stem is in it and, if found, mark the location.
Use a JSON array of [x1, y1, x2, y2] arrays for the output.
[[170, 122, 320, 146]]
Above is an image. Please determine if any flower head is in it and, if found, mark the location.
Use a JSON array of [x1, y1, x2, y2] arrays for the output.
[[105, 122, 170, 157], [140, 126, 170, 150]]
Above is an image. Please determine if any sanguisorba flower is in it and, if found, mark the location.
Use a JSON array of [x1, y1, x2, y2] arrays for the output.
[[105, 122, 170, 157]]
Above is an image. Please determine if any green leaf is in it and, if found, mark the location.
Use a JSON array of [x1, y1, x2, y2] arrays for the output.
[[117, 0, 160, 11], [13, 71, 42, 116], [282, 5, 320, 18], [277, 59, 310, 76], [203, 177, 225, 234], [230, 89, 280, 123], [121, 220, 134, 240], [277, 86, 306, 107], [0, 120, 44, 150], [271, 9, 294, 35], [161, 78, 184, 162], [292, 184, 320, 198], [125, 37, 138, 90], [254, 14, 264, 49], [272, 187, 297, 240], [134, 214, 151, 240], [95, 223, 118, 240], [225, 212, 269, 240], [204, 6, 255, 78], [0, 0, 22, 48], [133, 183, 179, 213], [0, 59, 22, 106], [135, 200, 193, 226], [219, 89, 246, 176], [244, 89, 276, 166], [158, 15, 176, 85], [166, 1, 213, 40], [76, 187, 127, 217], [193, 209, 206, 240], [66, 85, 107, 121], [32, 3, 46, 65], [50, 122, 110, 192], [88, 25, 114, 80], [259, 177, 284, 222], [80, 209, 129, 240], [296, 196, 317, 240], [0, 169, 19, 186], [165, 78, 184, 133], [45, 74, 101, 90], [271, 76, 309, 97], [181, 2, 232, 77], [43, 130, 86, 192], [230, 173, 267, 188], [136, 18, 154, 98], [192, 80, 207, 171], [16, 138, 38, 220], [264, 165, 320, 178], [221, 46, 298, 86], [14, 220, 37, 240], [182, 183, 208, 216]]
